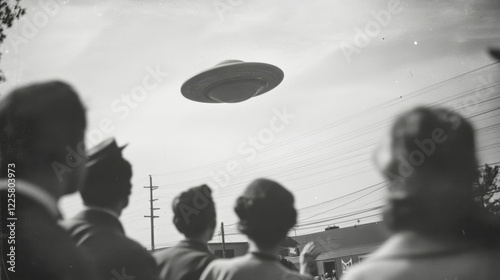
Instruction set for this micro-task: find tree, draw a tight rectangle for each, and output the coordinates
[0,0,26,83]
[474,164,500,215]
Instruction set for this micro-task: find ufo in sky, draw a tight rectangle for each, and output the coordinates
[181,60,284,103]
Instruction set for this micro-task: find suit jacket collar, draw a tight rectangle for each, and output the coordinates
[74,208,125,234]
[84,206,120,219]
[177,239,211,252]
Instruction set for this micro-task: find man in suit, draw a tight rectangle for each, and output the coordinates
[154,184,217,280]
[62,138,160,280]
[0,81,93,280]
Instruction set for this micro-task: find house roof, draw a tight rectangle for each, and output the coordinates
[289,222,390,261]
[155,223,390,259]
[208,242,249,246]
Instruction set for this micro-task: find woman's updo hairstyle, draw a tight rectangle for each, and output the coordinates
[172,184,216,238]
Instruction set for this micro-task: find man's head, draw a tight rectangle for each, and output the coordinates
[380,107,478,232]
[0,81,86,197]
[172,184,216,242]
[385,107,477,187]
[79,139,132,216]
[235,178,297,249]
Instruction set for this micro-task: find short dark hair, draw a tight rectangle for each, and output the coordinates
[0,81,86,178]
[80,155,133,208]
[172,185,216,238]
[235,178,297,248]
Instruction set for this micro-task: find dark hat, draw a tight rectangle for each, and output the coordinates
[181,60,284,103]
[490,48,500,61]
[82,138,132,202]
[86,138,127,168]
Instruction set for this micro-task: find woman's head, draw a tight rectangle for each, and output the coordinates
[235,178,297,248]
[172,184,216,239]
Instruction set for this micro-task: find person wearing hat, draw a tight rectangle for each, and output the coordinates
[154,184,218,280]
[200,178,319,280]
[344,107,500,280]
[0,81,95,280]
[62,138,159,280]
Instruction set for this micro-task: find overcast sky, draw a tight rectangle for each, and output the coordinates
[1,0,499,249]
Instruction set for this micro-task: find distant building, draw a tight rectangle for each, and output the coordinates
[286,222,389,278]
[207,237,297,259]
[155,222,388,278]
[207,242,248,258]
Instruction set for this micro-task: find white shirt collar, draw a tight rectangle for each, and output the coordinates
[0,178,60,219]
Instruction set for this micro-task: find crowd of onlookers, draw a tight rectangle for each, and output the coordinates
[1,80,500,280]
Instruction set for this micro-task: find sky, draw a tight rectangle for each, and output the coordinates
[1,0,499,249]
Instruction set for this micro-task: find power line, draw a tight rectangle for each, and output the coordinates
[150,62,500,178]
[151,85,496,199]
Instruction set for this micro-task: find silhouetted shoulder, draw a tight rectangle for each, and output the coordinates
[154,240,216,280]
[201,255,310,280]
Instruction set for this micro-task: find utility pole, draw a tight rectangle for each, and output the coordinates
[144,175,159,252]
[221,222,226,258]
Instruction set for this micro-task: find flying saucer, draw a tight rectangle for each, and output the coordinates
[181,60,284,103]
